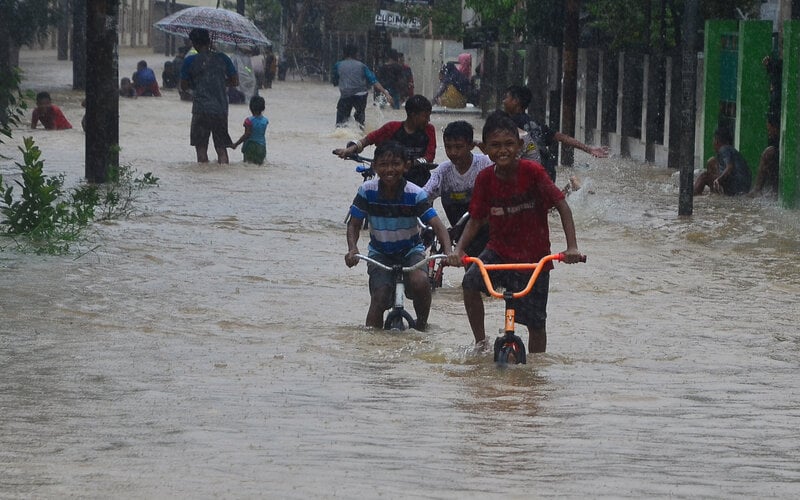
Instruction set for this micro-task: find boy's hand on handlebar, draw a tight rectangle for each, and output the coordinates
[345,249,360,268]
[561,248,584,264]
[333,147,355,159]
[448,249,465,267]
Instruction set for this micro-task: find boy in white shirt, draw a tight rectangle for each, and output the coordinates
[423,120,493,256]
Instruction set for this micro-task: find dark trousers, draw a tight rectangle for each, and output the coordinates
[336,94,368,128]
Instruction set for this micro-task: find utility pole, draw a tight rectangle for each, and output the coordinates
[678,0,698,216]
[85,0,120,183]
[560,0,579,166]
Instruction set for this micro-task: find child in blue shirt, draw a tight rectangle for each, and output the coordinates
[345,141,453,331]
[232,95,269,164]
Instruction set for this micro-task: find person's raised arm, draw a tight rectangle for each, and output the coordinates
[554,131,609,158]
[334,136,370,159]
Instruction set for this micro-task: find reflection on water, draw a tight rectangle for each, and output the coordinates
[2,48,800,498]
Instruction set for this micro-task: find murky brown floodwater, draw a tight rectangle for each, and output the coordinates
[2,48,799,499]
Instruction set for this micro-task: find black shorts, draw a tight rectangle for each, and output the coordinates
[367,251,425,308]
[462,248,550,329]
[190,113,232,149]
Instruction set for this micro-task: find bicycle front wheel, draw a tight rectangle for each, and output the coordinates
[494,335,527,365]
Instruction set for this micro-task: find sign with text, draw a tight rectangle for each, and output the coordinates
[375,10,422,30]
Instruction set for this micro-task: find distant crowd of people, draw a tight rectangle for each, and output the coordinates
[29,37,783,201]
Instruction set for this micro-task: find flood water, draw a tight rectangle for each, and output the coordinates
[2,48,800,498]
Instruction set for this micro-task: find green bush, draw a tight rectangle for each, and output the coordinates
[0,137,158,255]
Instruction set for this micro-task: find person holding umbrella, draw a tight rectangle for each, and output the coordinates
[179,28,239,164]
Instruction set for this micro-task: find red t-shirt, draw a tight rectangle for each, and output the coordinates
[469,159,565,267]
[365,121,436,163]
[32,105,73,130]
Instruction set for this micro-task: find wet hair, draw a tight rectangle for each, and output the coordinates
[714,126,733,146]
[374,140,408,163]
[443,120,474,143]
[505,85,532,110]
[482,110,519,143]
[343,44,359,58]
[405,94,432,115]
[35,91,51,103]
[189,28,211,46]
[249,95,266,114]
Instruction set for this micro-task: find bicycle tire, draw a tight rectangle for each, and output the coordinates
[494,335,527,365]
[384,308,415,331]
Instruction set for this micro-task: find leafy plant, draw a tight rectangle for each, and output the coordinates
[95,163,159,221]
[0,137,159,255]
[1,68,29,151]
[0,137,97,253]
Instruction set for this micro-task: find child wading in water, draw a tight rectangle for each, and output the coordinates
[232,95,269,165]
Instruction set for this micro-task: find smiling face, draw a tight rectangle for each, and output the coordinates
[374,152,409,193]
[482,129,522,173]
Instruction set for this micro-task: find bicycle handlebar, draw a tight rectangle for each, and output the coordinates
[462,253,587,299]
[356,253,448,272]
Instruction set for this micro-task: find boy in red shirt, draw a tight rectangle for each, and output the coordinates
[333,95,436,187]
[30,92,73,130]
[449,111,583,353]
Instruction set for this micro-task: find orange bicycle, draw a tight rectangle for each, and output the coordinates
[462,252,586,365]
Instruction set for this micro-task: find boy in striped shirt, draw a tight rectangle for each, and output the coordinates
[345,141,452,330]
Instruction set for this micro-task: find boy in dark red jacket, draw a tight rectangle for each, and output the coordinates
[334,95,435,187]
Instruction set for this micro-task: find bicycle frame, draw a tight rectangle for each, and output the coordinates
[356,253,447,331]
[426,211,470,290]
[462,253,586,364]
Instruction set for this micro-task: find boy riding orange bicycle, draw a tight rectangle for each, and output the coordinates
[448,111,583,353]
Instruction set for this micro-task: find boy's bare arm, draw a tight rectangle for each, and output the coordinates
[553,199,582,263]
[345,217,362,267]
[554,131,609,158]
[450,218,484,265]
[427,216,452,256]
[334,138,370,159]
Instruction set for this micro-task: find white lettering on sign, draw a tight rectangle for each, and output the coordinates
[374,10,422,30]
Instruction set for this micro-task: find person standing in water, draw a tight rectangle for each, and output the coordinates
[331,43,393,129]
[232,95,269,165]
[179,28,239,164]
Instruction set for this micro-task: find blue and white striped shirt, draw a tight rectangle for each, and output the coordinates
[349,179,438,257]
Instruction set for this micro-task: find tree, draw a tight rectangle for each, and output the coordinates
[84,0,119,183]
[0,0,56,70]
[244,0,283,43]
[585,0,760,52]
[397,0,464,39]
[464,0,526,42]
